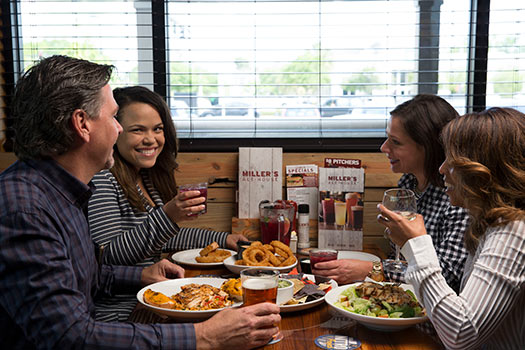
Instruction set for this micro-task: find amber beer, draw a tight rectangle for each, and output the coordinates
[240,268,283,344]
[242,278,277,306]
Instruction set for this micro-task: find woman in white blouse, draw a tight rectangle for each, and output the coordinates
[377,107,525,350]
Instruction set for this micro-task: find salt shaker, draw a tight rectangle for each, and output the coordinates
[297,204,310,249]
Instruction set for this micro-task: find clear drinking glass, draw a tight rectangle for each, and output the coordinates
[382,188,417,274]
[309,249,338,269]
[240,268,283,344]
[178,182,208,216]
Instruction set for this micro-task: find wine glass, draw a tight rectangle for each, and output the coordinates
[382,188,417,275]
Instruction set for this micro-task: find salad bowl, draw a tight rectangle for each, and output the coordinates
[325,282,428,332]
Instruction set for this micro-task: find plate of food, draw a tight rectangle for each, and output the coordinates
[171,242,235,267]
[278,272,338,313]
[325,281,428,332]
[137,277,242,320]
[223,240,297,275]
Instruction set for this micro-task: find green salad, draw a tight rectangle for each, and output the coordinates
[334,282,425,318]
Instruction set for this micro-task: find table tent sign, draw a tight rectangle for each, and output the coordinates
[238,147,283,219]
[318,158,365,251]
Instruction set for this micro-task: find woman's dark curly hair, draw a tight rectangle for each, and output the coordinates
[440,107,525,252]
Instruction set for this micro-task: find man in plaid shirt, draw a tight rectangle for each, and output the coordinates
[0,55,280,350]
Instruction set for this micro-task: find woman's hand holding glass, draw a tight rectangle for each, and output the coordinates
[377,204,427,247]
[379,189,417,274]
[311,258,374,285]
[162,190,206,223]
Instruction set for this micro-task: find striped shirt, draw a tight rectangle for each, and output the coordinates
[0,159,196,349]
[385,174,470,293]
[88,169,229,321]
[402,220,525,350]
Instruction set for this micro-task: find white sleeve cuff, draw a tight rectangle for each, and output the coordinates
[401,235,440,269]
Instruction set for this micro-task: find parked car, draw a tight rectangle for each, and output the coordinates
[320,98,354,117]
[281,104,320,118]
[199,102,259,118]
[170,99,191,119]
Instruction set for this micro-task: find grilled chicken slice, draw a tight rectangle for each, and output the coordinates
[355,282,416,307]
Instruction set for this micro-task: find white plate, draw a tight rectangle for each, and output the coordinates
[171,248,236,267]
[136,277,241,319]
[336,251,380,262]
[325,282,428,332]
[279,274,338,313]
[223,254,297,275]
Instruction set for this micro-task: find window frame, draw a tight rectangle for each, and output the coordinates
[1,0,491,152]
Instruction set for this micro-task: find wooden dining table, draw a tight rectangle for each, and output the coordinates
[140,244,445,350]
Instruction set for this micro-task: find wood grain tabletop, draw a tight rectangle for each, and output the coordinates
[144,245,444,350]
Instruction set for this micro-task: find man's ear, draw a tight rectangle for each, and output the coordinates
[71,109,91,142]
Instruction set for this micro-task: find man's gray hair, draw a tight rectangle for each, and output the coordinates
[11,55,114,160]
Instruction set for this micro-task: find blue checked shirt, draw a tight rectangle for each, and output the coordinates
[0,159,196,349]
[384,174,469,293]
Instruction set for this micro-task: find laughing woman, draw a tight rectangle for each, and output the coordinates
[378,107,525,349]
[313,95,469,294]
[88,86,246,321]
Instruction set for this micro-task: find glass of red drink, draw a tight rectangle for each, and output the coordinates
[178,182,208,216]
[309,249,338,268]
[240,268,283,344]
[259,200,294,245]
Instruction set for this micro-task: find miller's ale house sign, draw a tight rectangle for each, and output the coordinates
[238,147,283,218]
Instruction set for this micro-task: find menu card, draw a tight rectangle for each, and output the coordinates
[286,164,318,221]
[238,147,283,218]
[318,165,365,250]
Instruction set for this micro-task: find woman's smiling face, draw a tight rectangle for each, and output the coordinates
[116,102,165,171]
[380,115,426,176]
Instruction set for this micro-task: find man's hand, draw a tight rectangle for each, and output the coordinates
[312,259,372,285]
[141,259,185,286]
[225,233,248,250]
[194,303,281,350]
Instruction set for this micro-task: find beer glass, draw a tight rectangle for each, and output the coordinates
[382,188,417,274]
[334,201,346,229]
[240,268,283,344]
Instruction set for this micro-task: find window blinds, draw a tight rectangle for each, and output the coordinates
[2,0,524,149]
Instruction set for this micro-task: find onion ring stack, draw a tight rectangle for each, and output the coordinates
[235,240,296,267]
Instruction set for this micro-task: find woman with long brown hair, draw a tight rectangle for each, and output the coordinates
[314,95,469,294]
[378,107,525,349]
[88,86,246,321]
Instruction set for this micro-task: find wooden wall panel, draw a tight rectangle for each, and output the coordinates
[0,152,16,172]
[0,151,399,254]
[175,152,399,254]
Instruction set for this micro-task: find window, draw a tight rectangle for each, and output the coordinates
[2,0,524,151]
[12,0,151,87]
[165,0,472,139]
[487,0,525,112]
